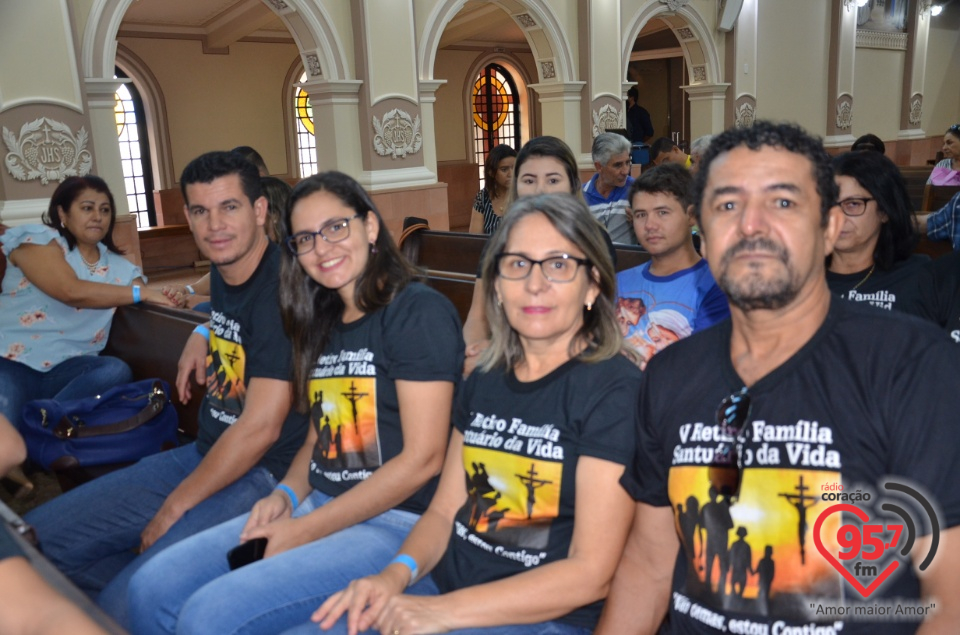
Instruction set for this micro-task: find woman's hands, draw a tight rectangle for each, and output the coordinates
[312,566,454,635]
[141,285,180,307]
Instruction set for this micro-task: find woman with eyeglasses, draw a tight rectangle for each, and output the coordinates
[927,124,960,186]
[826,152,935,319]
[126,172,464,635]
[289,193,642,635]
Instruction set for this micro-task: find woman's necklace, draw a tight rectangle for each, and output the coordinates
[852,263,875,290]
[80,250,101,274]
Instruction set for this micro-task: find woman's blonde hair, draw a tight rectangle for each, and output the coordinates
[478,193,637,371]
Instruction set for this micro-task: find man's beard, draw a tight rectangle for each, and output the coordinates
[718,237,799,312]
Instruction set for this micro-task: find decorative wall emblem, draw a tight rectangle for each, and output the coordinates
[592,105,623,138]
[692,65,707,82]
[836,99,853,130]
[305,53,322,77]
[676,27,695,40]
[516,13,537,28]
[856,30,907,50]
[908,95,923,127]
[3,118,92,184]
[540,61,556,79]
[264,0,289,10]
[659,0,691,12]
[735,100,755,128]
[372,109,422,159]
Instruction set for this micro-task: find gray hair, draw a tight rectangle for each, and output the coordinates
[478,193,639,371]
[690,134,715,160]
[591,132,632,166]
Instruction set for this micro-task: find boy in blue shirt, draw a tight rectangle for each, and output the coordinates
[616,163,729,367]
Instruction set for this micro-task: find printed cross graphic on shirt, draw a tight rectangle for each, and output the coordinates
[307,377,381,471]
[206,334,246,415]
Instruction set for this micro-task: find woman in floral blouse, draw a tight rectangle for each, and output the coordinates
[0,175,174,491]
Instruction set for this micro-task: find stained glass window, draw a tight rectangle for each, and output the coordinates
[295,72,318,177]
[472,63,521,189]
[114,69,155,228]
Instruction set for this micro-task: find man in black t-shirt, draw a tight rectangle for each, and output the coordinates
[26,152,308,627]
[627,87,654,144]
[596,122,960,635]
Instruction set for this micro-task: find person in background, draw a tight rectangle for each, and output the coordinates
[462,136,588,377]
[688,134,714,174]
[626,86,654,144]
[850,133,886,154]
[616,163,728,368]
[649,137,692,169]
[583,132,637,245]
[469,144,517,235]
[827,151,935,319]
[0,175,174,496]
[231,145,269,177]
[927,124,960,185]
[917,190,960,251]
[295,193,642,635]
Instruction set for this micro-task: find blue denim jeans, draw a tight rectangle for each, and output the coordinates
[0,354,132,427]
[23,443,276,628]
[127,490,421,635]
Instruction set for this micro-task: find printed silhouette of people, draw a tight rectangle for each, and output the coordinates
[333,424,343,466]
[515,463,553,520]
[319,420,332,460]
[468,462,496,528]
[699,486,733,595]
[677,495,701,572]
[756,545,776,616]
[486,499,511,533]
[728,526,754,597]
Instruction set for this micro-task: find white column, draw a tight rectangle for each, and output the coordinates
[682,83,730,140]
[301,79,364,176]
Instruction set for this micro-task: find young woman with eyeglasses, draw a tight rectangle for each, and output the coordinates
[126,172,464,635]
[927,124,960,186]
[826,151,936,319]
[290,194,642,635]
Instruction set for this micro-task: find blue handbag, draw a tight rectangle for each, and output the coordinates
[20,378,179,471]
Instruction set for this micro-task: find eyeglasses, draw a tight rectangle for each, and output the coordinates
[286,214,361,255]
[837,197,874,217]
[496,253,591,283]
[707,387,752,503]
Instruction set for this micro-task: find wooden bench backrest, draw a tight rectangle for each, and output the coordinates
[922,184,960,213]
[900,166,933,214]
[103,304,207,438]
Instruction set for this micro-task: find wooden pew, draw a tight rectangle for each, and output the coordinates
[900,166,933,213]
[398,221,652,322]
[921,184,960,213]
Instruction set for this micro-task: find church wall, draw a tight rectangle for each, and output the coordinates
[923,3,960,137]
[852,47,905,142]
[755,0,831,134]
[117,37,299,179]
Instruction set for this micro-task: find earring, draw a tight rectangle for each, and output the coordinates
[497,297,502,308]
[369,242,378,254]
[586,301,593,312]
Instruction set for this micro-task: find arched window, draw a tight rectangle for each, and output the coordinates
[114,69,155,228]
[294,71,318,177]
[472,63,521,189]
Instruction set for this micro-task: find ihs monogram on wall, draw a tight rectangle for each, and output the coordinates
[3,118,93,184]
[372,109,423,159]
[592,105,623,138]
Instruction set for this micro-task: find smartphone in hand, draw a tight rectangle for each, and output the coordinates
[227,537,268,570]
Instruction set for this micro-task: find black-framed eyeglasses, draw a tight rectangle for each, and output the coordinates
[707,387,752,504]
[496,253,592,283]
[286,214,362,255]
[837,197,874,217]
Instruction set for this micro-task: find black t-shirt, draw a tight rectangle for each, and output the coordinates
[196,242,308,479]
[927,251,960,343]
[826,254,935,321]
[623,299,960,635]
[0,525,25,561]
[306,282,464,514]
[433,354,642,630]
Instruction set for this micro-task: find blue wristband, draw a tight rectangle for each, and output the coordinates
[132,285,141,303]
[193,324,210,340]
[185,284,196,295]
[390,554,418,586]
[275,484,299,509]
